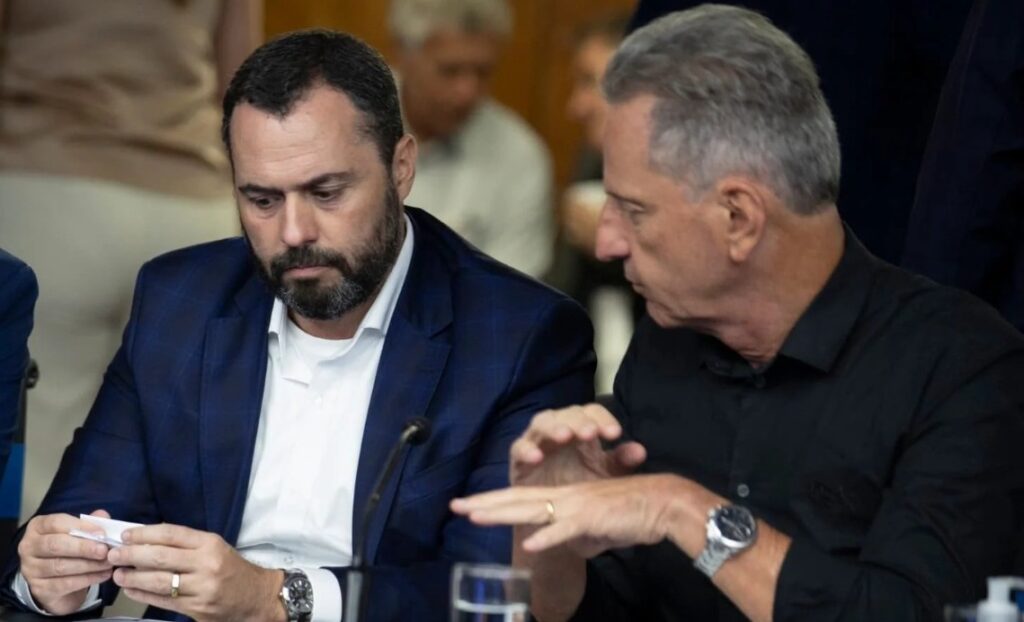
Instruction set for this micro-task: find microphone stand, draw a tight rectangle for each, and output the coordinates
[345,418,431,622]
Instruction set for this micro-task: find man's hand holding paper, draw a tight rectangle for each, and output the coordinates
[18,509,115,615]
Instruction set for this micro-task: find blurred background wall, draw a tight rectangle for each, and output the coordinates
[265,0,637,195]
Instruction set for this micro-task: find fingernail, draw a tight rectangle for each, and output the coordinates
[108,549,122,563]
[121,530,133,543]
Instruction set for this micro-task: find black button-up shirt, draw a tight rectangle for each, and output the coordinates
[572,232,1024,621]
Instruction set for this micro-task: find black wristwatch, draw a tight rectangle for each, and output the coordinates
[279,568,313,622]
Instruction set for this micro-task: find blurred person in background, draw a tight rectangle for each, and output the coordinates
[0,0,262,520]
[390,0,555,278]
[548,12,638,392]
[560,13,629,265]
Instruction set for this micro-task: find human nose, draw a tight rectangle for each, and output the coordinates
[280,197,318,248]
[594,204,630,262]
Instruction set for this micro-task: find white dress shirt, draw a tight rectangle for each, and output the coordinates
[13,215,415,620]
[406,98,554,278]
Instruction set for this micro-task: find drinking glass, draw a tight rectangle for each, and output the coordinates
[450,563,531,622]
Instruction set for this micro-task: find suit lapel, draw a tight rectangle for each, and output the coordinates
[199,274,273,543]
[354,210,453,562]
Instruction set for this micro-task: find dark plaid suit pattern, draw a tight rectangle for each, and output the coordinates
[0,207,595,621]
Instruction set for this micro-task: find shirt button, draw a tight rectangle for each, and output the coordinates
[736,483,750,498]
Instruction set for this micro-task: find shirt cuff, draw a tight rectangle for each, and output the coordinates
[305,567,341,622]
[774,536,855,621]
[11,570,103,615]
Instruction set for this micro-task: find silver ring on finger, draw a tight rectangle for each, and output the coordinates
[170,572,181,599]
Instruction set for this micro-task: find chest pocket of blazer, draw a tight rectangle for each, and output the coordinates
[790,445,884,555]
[396,447,477,507]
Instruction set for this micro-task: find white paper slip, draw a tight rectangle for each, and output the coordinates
[68,529,123,548]
[68,514,144,547]
[79,614,165,618]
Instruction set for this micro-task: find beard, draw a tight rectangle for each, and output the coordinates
[252,183,404,321]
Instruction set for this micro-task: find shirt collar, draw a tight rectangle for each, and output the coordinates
[698,225,878,375]
[775,225,878,372]
[268,212,416,360]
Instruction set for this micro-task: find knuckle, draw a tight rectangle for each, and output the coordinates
[26,515,42,533]
[52,557,66,576]
[152,549,167,568]
[208,556,225,576]
[17,537,31,559]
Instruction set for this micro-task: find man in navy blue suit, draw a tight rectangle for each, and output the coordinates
[0,31,594,621]
[0,249,37,479]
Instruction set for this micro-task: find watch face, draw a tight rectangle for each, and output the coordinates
[286,576,314,614]
[715,505,756,545]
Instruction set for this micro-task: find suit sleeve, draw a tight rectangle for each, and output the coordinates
[324,297,596,621]
[0,259,37,478]
[902,0,1024,330]
[0,264,160,612]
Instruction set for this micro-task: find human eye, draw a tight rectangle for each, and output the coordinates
[246,193,278,210]
[311,186,344,203]
[613,199,644,225]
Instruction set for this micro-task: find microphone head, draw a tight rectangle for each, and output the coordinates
[404,417,432,445]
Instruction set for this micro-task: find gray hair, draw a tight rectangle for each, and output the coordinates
[390,0,513,49]
[603,4,840,214]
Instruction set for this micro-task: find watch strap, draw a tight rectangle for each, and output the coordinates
[694,540,732,577]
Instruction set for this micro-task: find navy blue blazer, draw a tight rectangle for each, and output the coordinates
[0,250,37,479]
[0,208,595,620]
[903,0,1024,332]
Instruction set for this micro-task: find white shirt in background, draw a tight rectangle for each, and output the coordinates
[406,99,554,278]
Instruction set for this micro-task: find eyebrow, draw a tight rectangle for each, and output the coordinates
[237,171,359,195]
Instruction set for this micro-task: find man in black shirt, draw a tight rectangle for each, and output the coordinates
[451,5,1024,621]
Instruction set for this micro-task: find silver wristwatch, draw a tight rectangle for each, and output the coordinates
[693,504,758,578]
[279,568,313,622]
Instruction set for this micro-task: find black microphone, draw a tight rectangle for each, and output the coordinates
[345,417,432,622]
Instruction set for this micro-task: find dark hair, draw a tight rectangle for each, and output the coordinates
[221,29,405,166]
